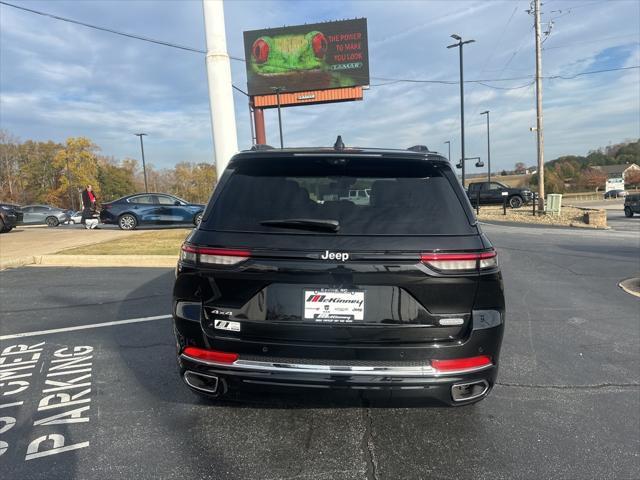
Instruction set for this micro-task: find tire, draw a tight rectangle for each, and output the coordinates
[118,213,138,230]
[45,216,60,227]
[624,207,634,218]
[194,212,203,227]
[509,196,523,209]
[0,218,6,233]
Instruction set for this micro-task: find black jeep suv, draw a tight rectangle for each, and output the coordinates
[173,142,505,405]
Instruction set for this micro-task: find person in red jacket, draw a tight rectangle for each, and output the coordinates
[81,185,98,229]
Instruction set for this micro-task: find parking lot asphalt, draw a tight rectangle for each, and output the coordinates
[1,224,638,479]
[607,210,640,233]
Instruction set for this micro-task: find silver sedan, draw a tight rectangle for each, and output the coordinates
[21,205,71,227]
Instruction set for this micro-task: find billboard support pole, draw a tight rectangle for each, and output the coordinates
[248,102,256,146]
[203,0,238,176]
[271,87,285,148]
[253,104,266,145]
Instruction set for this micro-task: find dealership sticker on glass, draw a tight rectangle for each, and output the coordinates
[304,289,365,323]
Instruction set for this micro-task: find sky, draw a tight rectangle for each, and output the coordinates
[0,0,639,174]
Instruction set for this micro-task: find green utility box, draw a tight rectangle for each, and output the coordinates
[546,194,562,215]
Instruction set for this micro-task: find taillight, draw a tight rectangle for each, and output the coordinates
[432,355,492,373]
[420,250,497,272]
[180,244,250,265]
[182,346,238,364]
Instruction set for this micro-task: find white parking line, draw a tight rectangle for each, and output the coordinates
[0,314,172,341]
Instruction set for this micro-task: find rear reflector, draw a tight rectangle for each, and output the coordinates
[181,244,250,265]
[421,250,497,271]
[182,346,238,364]
[432,355,492,373]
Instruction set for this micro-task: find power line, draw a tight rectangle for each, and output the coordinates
[0,1,208,54]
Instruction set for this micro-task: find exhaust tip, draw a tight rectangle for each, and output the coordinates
[451,379,489,402]
[184,370,219,394]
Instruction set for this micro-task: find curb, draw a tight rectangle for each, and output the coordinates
[0,256,37,270]
[479,220,609,231]
[619,278,640,298]
[29,255,178,268]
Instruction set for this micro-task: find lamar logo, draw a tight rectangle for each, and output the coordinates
[320,250,349,261]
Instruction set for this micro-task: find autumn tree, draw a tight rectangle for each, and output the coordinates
[97,160,136,202]
[18,140,63,204]
[0,130,20,201]
[172,162,217,203]
[514,162,527,174]
[580,169,607,192]
[530,168,565,194]
[625,169,640,188]
[51,137,100,208]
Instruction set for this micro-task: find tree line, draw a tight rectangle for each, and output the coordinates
[529,139,640,193]
[0,131,217,209]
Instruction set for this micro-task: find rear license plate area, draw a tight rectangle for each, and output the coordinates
[303,288,365,323]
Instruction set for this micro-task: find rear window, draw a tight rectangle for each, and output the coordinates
[203,157,474,235]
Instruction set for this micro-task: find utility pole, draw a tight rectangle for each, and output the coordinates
[134,133,148,193]
[271,86,285,148]
[444,140,451,162]
[480,110,491,183]
[447,34,475,187]
[203,0,238,176]
[65,157,75,210]
[533,0,545,212]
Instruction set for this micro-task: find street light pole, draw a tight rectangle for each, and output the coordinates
[271,86,285,148]
[444,140,451,162]
[447,34,475,187]
[134,133,148,193]
[480,110,491,183]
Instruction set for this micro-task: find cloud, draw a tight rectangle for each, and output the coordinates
[0,0,638,173]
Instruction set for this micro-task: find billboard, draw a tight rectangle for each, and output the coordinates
[243,18,369,96]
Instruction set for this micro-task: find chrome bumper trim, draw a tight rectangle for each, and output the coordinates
[180,354,493,377]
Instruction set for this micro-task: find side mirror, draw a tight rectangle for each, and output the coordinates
[455,163,462,169]
[174,201,181,206]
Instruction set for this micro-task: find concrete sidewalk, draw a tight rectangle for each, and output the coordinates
[0,225,145,269]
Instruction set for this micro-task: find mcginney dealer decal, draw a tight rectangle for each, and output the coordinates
[304,289,365,322]
[0,343,94,461]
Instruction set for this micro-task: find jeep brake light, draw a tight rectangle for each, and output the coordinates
[182,346,238,364]
[181,244,250,265]
[432,355,492,372]
[420,250,497,271]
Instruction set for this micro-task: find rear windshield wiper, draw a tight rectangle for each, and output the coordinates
[259,218,340,232]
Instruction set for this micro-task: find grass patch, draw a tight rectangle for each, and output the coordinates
[58,229,191,255]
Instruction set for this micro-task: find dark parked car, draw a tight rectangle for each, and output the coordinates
[0,203,22,233]
[100,193,205,230]
[21,205,70,227]
[604,189,627,199]
[467,181,533,208]
[624,193,640,217]
[173,141,505,406]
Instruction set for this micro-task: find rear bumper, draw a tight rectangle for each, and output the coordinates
[173,303,504,405]
[99,211,117,224]
[178,352,497,405]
